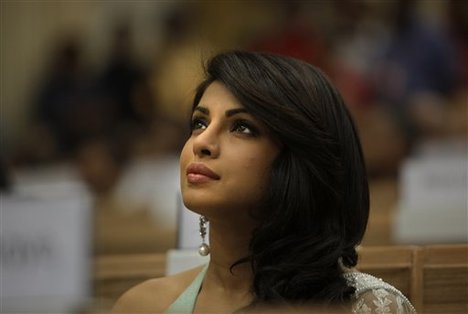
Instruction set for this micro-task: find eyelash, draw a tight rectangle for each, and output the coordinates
[190,117,259,137]
[190,117,207,132]
[231,120,258,136]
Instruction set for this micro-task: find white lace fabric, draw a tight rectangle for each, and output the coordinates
[344,272,417,314]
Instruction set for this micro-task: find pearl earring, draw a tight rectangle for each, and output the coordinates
[198,215,210,256]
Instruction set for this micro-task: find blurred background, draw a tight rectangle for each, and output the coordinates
[1,0,467,311]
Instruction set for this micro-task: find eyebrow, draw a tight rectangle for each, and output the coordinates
[193,106,249,117]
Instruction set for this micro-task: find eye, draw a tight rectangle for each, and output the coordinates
[231,120,258,136]
[191,117,208,133]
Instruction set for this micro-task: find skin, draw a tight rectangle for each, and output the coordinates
[113,81,281,313]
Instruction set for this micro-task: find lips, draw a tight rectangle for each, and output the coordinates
[186,163,220,184]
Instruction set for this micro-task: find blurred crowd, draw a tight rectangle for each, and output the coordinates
[2,0,467,254]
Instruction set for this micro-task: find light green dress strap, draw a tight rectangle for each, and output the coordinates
[165,264,208,313]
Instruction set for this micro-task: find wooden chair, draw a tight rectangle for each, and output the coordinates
[93,248,421,308]
[421,244,468,314]
[92,244,468,313]
[356,245,422,310]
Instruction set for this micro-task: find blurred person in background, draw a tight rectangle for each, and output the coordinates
[326,0,465,176]
[327,0,407,177]
[75,134,176,254]
[373,0,459,149]
[448,0,468,88]
[95,23,152,133]
[0,155,12,194]
[31,36,96,162]
[71,19,185,252]
[94,21,186,158]
[76,135,131,201]
[444,0,468,138]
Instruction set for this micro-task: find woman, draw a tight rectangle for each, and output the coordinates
[113,51,416,313]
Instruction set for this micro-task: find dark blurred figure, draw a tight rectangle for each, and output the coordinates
[446,0,468,138]
[448,0,468,88]
[31,24,155,165]
[75,135,176,254]
[374,0,458,148]
[96,23,153,131]
[327,0,407,177]
[34,37,95,160]
[76,135,130,198]
[0,155,12,193]
[444,0,468,138]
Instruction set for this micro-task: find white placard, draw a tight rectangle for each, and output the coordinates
[399,156,467,212]
[1,194,92,312]
[394,139,468,243]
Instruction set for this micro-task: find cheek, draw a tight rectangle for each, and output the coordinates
[242,148,277,173]
[249,148,278,188]
[241,156,266,174]
[179,140,192,174]
[180,139,192,160]
[238,167,271,208]
[238,154,274,191]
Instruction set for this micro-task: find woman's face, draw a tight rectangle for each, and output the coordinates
[180,82,280,220]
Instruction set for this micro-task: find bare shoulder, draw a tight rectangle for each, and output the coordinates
[112,265,205,313]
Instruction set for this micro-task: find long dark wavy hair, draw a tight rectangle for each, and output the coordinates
[192,51,369,308]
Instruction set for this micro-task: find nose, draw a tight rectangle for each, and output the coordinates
[192,125,220,158]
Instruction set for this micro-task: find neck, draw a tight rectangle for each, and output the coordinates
[204,218,254,292]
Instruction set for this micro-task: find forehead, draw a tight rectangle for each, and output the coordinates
[196,81,244,111]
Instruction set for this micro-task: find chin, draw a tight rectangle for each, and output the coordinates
[182,201,204,215]
[181,193,227,216]
[181,193,210,214]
